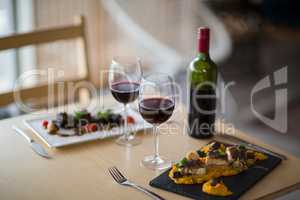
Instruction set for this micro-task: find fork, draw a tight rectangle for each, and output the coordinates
[108,167,166,200]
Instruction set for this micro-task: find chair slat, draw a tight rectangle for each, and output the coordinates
[0,25,84,50]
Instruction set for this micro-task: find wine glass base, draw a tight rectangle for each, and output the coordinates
[141,155,172,170]
[115,135,141,147]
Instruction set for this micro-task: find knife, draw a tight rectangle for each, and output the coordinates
[12,126,51,159]
[217,134,287,160]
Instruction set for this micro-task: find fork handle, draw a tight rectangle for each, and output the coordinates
[129,184,166,200]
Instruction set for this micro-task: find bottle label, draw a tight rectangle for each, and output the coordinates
[188,84,216,138]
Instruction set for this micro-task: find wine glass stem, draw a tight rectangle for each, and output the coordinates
[124,104,129,140]
[154,125,159,159]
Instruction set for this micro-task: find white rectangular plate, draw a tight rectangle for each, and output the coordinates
[24,109,152,148]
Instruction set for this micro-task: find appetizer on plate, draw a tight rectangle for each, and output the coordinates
[41,109,135,136]
[169,141,268,196]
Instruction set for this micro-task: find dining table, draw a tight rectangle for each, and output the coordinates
[0,96,300,200]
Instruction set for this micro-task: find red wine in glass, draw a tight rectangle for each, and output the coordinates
[139,73,175,170]
[110,81,140,104]
[139,97,175,125]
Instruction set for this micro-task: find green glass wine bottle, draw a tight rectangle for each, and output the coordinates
[187,27,217,139]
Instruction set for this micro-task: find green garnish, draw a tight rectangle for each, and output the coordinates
[74,110,89,120]
[179,157,188,166]
[197,150,207,157]
[218,151,226,156]
[97,109,112,120]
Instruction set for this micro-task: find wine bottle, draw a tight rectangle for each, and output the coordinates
[187,27,217,138]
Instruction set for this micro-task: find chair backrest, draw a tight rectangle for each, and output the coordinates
[0,15,90,108]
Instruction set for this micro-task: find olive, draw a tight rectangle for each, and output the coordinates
[210,142,221,150]
[210,178,220,187]
[173,172,183,178]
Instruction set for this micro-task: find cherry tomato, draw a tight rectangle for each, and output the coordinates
[42,120,48,129]
[127,116,135,124]
[88,123,98,132]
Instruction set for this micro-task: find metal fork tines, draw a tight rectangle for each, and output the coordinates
[108,167,165,200]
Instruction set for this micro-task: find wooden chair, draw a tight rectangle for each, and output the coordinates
[0,15,90,108]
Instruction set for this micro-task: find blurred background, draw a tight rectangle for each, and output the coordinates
[0,0,300,160]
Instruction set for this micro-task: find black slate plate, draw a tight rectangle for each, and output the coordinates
[149,152,282,200]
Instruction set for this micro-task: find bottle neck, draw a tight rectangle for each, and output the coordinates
[198,38,209,54]
[197,51,210,60]
[197,27,210,57]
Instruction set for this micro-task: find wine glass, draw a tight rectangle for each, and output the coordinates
[109,57,142,146]
[139,73,175,170]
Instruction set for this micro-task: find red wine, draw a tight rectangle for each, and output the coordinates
[111,81,140,104]
[188,27,217,139]
[139,97,174,124]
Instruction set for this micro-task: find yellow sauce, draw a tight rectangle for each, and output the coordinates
[202,180,233,196]
[255,152,268,161]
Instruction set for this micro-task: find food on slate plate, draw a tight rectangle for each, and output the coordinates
[202,178,233,197]
[42,109,135,136]
[169,141,268,196]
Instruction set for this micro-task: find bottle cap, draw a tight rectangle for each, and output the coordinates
[198,27,210,39]
[198,27,210,53]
